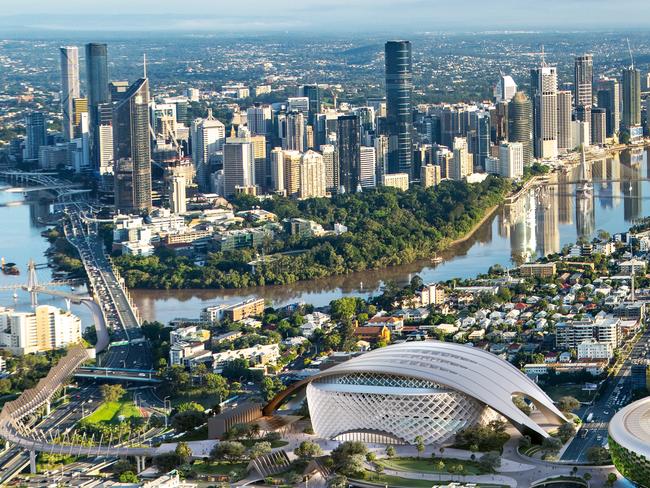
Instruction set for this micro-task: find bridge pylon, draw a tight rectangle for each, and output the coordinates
[27,259,38,308]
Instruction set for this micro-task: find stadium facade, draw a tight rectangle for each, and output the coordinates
[609,396,650,486]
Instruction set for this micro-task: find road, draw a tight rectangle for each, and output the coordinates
[561,324,650,463]
[63,204,152,371]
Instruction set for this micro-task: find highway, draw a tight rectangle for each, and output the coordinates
[63,204,152,371]
[561,324,650,463]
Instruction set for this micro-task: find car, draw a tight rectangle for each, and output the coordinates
[138,373,146,377]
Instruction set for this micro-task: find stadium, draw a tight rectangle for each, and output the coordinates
[266,341,566,445]
[608,396,650,486]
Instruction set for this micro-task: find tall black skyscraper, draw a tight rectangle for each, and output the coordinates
[337,114,361,193]
[301,85,321,124]
[113,78,152,214]
[85,43,110,170]
[385,40,413,177]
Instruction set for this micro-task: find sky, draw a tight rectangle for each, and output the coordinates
[3,0,650,33]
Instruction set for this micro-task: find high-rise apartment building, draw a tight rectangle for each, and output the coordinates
[498,142,524,179]
[557,90,573,152]
[337,114,361,193]
[247,104,272,135]
[299,150,327,199]
[23,112,47,161]
[591,108,607,146]
[385,40,413,177]
[284,111,305,152]
[495,75,517,102]
[622,67,641,133]
[113,78,152,214]
[450,137,472,180]
[596,77,620,138]
[85,43,110,169]
[59,46,80,141]
[531,65,558,159]
[283,150,302,197]
[321,144,338,193]
[270,147,285,194]
[191,110,225,192]
[359,146,377,188]
[508,91,533,165]
[574,54,593,109]
[420,164,441,188]
[223,137,255,196]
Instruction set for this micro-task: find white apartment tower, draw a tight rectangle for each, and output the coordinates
[191,109,226,191]
[299,150,327,199]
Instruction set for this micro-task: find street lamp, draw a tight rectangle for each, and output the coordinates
[163,396,171,429]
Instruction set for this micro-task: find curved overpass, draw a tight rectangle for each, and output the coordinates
[265,341,567,441]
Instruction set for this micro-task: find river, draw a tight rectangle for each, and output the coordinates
[1,148,649,325]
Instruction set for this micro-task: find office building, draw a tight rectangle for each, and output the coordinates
[0,305,82,355]
[508,91,533,165]
[299,150,327,199]
[450,137,472,180]
[420,164,441,188]
[574,54,593,109]
[475,111,491,171]
[557,90,573,152]
[97,104,114,175]
[495,75,517,102]
[531,65,558,159]
[498,142,524,179]
[359,146,377,188]
[109,81,130,102]
[247,104,272,135]
[374,134,389,182]
[321,144,338,193]
[284,111,305,152]
[596,77,621,138]
[385,40,413,177]
[270,147,285,193]
[85,43,110,169]
[72,98,88,137]
[59,46,80,141]
[301,85,321,123]
[170,175,187,214]
[223,137,255,196]
[23,112,47,161]
[337,114,361,193]
[283,150,302,197]
[288,97,310,114]
[191,110,225,192]
[113,78,152,214]
[622,67,642,137]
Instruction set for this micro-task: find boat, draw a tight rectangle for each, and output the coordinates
[1,258,19,275]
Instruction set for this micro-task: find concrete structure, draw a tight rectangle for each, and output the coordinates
[359,146,377,188]
[557,90,573,152]
[385,40,413,177]
[59,46,80,142]
[266,341,566,445]
[609,396,650,486]
[299,150,326,199]
[223,137,255,196]
[382,173,409,191]
[498,141,523,179]
[420,164,441,189]
[508,91,533,165]
[191,110,225,192]
[531,65,558,159]
[577,339,613,360]
[450,137,472,180]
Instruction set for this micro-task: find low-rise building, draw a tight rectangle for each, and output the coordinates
[212,344,280,372]
[519,262,557,278]
[224,298,265,322]
[577,339,613,360]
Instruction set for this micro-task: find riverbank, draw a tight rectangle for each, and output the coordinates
[116,177,512,291]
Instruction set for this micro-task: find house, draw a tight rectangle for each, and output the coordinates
[368,316,404,331]
[353,325,391,343]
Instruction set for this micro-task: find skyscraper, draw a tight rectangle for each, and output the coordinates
[191,110,225,192]
[23,112,47,161]
[531,65,558,159]
[270,147,285,194]
[284,111,305,152]
[450,137,472,181]
[85,43,110,170]
[557,90,573,152]
[113,78,152,214]
[622,67,641,133]
[385,40,413,177]
[247,104,272,135]
[170,175,187,214]
[596,77,620,138]
[299,150,326,199]
[223,137,255,196]
[301,85,321,124]
[474,111,491,171]
[591,108,607,146]
[508,91,533,165]
[321,144,338,193]
[59,46,80,142]
[495,75,517,102]
[359,146,377,188]
[337,114,361,193]
[574,54,593,109]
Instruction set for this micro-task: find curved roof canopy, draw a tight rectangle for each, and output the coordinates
[266,341,567,439]
[609,396,650,457]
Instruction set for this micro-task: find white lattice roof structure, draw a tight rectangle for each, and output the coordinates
[268,341,566,444]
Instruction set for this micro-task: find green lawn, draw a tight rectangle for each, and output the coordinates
[192,461,248,481]
[378,456,489,476]
[362,471,507,488]
[84,397,141,424]
[542,384,595,403]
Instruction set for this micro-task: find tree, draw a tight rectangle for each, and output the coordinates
[385,446,396,458]
[414,435,425,458]
[558,396,580,413]
[176,402,204,414]
[205,373,230,399]
[249,441,272,459]
[328,475,348,488]
[436,460,446,472]
[513,396,532,416]
[261,376,284,402]
[331,441,367,477]
[479,452,501,472]
[175,442,193,464]
[118,471,138,483]
[100,384,125,403]
[558,422,576,442]
[606,473,617,486]
[587,446,611,464]
[154,453,182,472]
[0,378,11,395]
[171,410,206,433]
[210,441,246,462]
[294,440,323,460]
[519,435,532,450]
[542,437,562,453]
[329,297,358,322]
[583,472,592,481]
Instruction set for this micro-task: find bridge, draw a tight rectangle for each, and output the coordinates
[0,171,90,201]
[75,366,161,383]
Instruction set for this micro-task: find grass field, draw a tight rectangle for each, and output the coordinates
[378,456,489,476]
[542,384,595,403]
[84,396,141,424]
[361,471,507,488]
